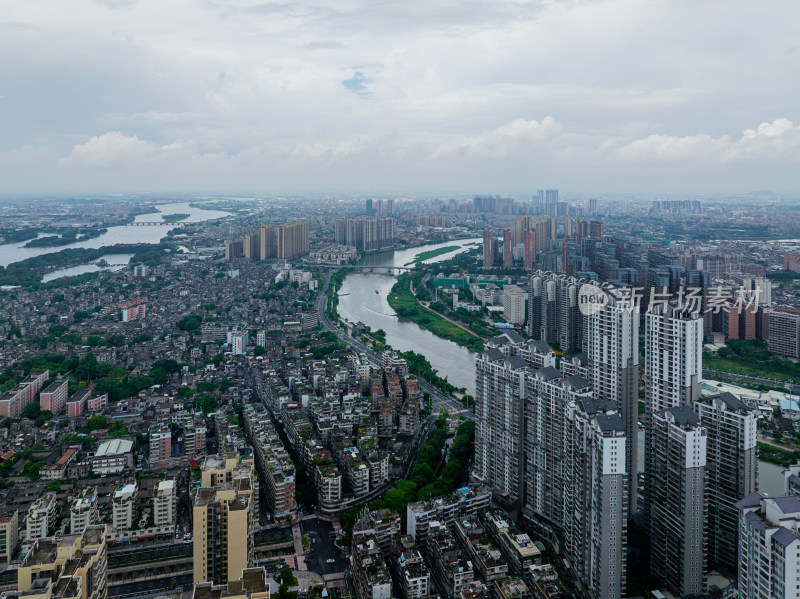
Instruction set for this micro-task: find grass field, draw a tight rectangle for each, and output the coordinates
[388,273,484,352]
[704,356,800,385]
[404,245,460,266]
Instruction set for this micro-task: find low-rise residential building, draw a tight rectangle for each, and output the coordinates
[26,492,57,548]
[0,510,19,562]
[39,379,69,415]
[70,487,98,536]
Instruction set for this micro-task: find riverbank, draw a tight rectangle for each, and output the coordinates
[387,271,484,353]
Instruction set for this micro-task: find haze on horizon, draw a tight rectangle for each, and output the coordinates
[1,0,799,196]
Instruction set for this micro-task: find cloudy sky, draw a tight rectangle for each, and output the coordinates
[1,0,799,195]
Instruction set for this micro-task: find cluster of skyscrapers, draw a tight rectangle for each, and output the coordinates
[474,274,764,598]
[483,214,603,271]
[225,220,309,261]
[335,216,396,252]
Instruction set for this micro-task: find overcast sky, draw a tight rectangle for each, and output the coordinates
[1,0,799,196]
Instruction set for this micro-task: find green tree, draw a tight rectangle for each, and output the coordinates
[86,415,109,431]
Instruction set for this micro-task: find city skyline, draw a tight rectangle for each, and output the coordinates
[1,0,799,194]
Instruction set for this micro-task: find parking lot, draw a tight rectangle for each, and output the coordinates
[300,518,347,576]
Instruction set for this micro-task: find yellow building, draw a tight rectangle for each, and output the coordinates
[17,525,107,599]
[277,220,309,259]
[259,225,276,259]
[194,454,257,585]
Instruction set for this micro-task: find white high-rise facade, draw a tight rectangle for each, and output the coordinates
[737,493,800,599]
[694,393,758,571]
[644,301,707,596]
[584,286,639,513]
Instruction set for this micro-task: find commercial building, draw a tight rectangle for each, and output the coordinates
[736,493,800,599]
[91,439,134,474]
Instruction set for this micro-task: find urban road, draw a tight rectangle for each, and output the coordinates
[317,269,475,421]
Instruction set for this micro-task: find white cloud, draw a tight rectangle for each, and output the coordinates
[0,0,798,192]
[59,131,168,167]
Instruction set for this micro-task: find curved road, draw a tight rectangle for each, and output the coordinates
[317,269,474,420]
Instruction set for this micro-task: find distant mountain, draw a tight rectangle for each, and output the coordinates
[746,189,780,197]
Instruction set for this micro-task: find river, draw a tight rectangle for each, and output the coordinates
[337,239,481,396]
[0,201,230,268]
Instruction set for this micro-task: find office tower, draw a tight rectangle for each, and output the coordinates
[482,229,494,268]
[588,198,598,215]
[243,232,260,261]
[193,454,256,585]
[503,229,512,268]
[17,525,108,599]
[225,239,243,262]
[365,199,374,216]
[694,393,757,571]
[259,224,275,259]
[535,189,544,204]
[523,230,536,270]
[648,407,707,597]
[545,189,558,215]
[277,220,309,259]
[584,286,639,513]
[385,198,394,215]
[564,399,628,599]
[737,493,800,599]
